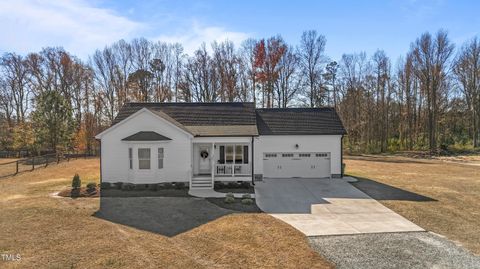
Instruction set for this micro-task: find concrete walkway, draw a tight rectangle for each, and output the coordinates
[254,178,423,236]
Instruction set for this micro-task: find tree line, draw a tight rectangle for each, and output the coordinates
[0,30,479,154]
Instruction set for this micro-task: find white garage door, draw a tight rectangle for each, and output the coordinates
[263,152,331,178]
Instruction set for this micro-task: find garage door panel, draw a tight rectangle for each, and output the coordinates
[263,152,330,178]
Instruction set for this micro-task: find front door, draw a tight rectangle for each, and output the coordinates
[198,145,211,175]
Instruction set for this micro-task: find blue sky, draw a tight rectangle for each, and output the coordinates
[1,0,479,62]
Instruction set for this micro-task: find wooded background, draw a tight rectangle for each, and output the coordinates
[1,30,479,155]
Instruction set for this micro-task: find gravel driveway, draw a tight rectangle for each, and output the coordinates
[309,232,480,269]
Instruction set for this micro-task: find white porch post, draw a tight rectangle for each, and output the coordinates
[232,144,235,177]
[211,142,215,186]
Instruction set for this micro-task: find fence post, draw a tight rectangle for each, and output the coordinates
[46,155,49,167]
[57,153,60,164]
[16,160,19,174]
[32,156,35,171]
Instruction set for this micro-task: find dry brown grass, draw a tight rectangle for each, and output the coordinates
[345,155,480,255]
[0,158,19,164]
[0,158,332,269]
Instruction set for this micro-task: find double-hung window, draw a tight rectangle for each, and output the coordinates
[158,148,164,169]
[138,148,151,169]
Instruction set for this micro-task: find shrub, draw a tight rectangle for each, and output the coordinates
[225,192,234,198]
[71,188,80,198]
[148,184,158,191]
[162,182,173,189]
[71,174,81,189]
[224,196,235,204]
[86,182,97,192]
[240,181,251,189]
[241,193,251,199]
[214,181,225,189]
[114,182,123,189]
[175,182,185,189]
[100,182,111,189]
[227,182,238,188]
[121,183,134,191]
[134,184,147,190]
[241,198,254,205]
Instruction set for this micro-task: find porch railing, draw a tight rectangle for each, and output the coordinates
[215,164,250,176]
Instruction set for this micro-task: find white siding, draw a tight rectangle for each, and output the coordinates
[100,110,192,183]
[254,135,342,176]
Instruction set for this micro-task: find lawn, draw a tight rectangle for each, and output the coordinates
[345,154,480,255]
[0,159,332,268]
[0,158,19,164]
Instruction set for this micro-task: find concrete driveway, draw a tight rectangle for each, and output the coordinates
[254,178,424,236]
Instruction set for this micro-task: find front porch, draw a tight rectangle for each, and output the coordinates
[191,139,252,189]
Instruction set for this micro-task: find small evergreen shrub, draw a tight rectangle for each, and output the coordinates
[241,193,251,199]
[225,192,234,198]
[71,174,81,189]
[114,182,123,189]
[148,184,158,191]
[134,184,147,190]
[224,196,235,204]
[100,182,111,189]
[163,182,173,189]
[175,182,185,189]
[227,182,238,188]
[86,182,97,192]
[121,183,134,191]
[241,198,254,205]
[214,181,225,189]
[240,181,251,189]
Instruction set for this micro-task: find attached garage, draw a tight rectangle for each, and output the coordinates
[263,152,331,178]
[254,108,346,179]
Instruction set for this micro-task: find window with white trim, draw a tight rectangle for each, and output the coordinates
[138,148,151,169]
[128,148,132,169]
[299,153,311,157]
[158,148,164,169]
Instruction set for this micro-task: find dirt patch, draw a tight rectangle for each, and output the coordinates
[345,154,480,255]
[1,194,27,202]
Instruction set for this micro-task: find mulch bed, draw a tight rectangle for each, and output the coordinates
[58,187,100,198]
[101,188,190,197]
[207,198,262,213]
[214,187,255,194]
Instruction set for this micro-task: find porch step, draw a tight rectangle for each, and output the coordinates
[191,176,213,190]
[192,179,211,183]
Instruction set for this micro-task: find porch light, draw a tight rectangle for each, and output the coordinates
[295,144,299,149]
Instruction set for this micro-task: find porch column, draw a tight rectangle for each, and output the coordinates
[211,142,215,185]
[232,144,235,177]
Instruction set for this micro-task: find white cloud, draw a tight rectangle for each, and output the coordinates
[156,21,251,55]
[0,0,143,59]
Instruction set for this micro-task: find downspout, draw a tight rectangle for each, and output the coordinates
[341,135,344,178]
[251,136,255,186]
[99,139,102,184]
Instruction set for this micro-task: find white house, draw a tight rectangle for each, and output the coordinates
[95,102,346,190]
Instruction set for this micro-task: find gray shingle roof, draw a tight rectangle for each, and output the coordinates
[122,131,172,141]
[256,108,346,135]
[110,103,346,137]
[113,102,256,126]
